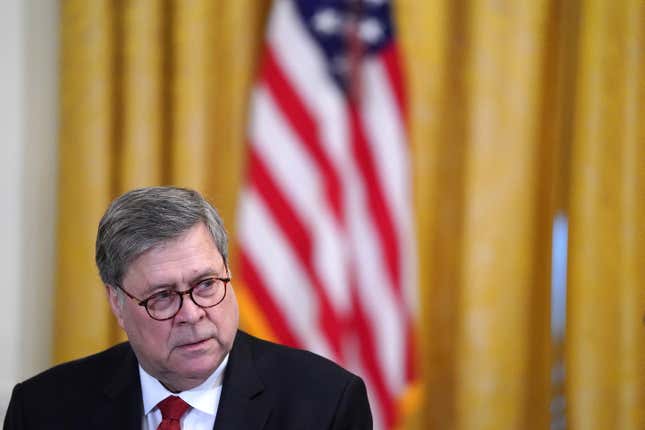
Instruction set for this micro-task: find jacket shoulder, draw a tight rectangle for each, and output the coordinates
[4,343,137,430]
[230,331,372,429]
[20,342,133,392]
[239,331,355,382]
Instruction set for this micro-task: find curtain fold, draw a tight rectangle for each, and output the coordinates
[119,0,164,190]
[397,1,461,427]
[55,0,116,362]
[566,0,645,428]
[54,0,268,362]
[169,0,214,188]
[456,1,552,427]
[398,0,555,428]
[54,1,644,429]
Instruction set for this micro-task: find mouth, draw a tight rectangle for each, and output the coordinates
[177,338,212,351]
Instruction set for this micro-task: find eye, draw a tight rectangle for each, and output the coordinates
[194,278,217,296]
[198,278,215,289]
[151,290,175,300]
[146,290,177,310]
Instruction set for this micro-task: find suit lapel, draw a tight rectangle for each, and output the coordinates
[91,343,143,430]
[214,331,271,430]
[83,335,269,430]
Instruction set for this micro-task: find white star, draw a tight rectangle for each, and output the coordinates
[312,8,343,36]
[359,18,383,44]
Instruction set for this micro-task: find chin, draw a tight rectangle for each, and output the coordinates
[177,361,219,383]
[176,352,220,376]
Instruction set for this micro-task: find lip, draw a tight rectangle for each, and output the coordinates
[177,338,211,351]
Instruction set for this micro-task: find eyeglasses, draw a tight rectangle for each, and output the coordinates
[115,276,230,321]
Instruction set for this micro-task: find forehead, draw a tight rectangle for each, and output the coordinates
[123,223,224,287]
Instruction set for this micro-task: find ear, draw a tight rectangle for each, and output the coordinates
[106,285,126,329]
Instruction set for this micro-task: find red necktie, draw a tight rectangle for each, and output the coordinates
[156,395,191,430]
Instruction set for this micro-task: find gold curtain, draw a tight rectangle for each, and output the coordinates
[55,0,272,358]
[55,0,644,429]
[566,0,645,428]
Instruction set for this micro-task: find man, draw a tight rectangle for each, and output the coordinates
[4,186,372,429]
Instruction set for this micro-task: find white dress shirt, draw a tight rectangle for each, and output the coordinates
[139,354,228,430]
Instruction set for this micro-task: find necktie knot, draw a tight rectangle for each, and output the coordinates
[157,395,190,429]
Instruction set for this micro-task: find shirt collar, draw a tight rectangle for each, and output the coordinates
[139,354,229,416]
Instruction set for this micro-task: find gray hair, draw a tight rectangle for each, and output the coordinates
[96,186,228,287]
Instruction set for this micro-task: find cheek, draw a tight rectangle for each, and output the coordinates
[124,308,170,347]
[213,297,239,341]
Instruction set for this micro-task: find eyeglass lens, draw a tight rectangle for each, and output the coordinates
[145,278,227,320]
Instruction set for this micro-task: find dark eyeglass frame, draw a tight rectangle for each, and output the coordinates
[114,276,231,321]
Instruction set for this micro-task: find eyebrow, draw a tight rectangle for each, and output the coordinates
[142,268,227,296]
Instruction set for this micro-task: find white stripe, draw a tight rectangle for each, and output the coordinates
[360,58,409,261]
[344,162,407,394]
[238,189,333,359]
[240,4,416,429]
[249,86,351,315]
[270,0,416,324]
[270,0,409,394]
[268,0,351,190]
[361,57,418,316]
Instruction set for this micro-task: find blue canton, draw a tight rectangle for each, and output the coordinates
[294,0,395,92]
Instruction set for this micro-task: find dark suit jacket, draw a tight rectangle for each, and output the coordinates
[3,330,372,429]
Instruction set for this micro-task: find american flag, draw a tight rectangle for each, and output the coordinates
[237,0,417,427]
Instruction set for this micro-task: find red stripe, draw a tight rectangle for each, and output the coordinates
[261,46,344,224]
[238,248,301,348]
[375,42,419,383]
[240,10,417,428]
[348,103,402,295]
[349,93,419,384]
[247,147,344,359]
[350,281,396,428]
[380,42,408,127]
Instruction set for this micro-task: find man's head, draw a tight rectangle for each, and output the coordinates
[96,186,239,392]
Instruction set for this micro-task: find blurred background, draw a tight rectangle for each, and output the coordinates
[0,0,642,429]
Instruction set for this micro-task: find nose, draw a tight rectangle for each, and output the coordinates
[174,291,205,324]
